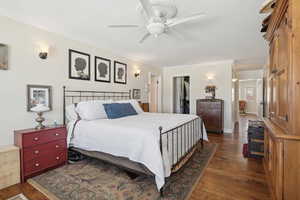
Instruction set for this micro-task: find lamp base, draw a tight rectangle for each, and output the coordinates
[35,112,46,130]
[35,124,46,130]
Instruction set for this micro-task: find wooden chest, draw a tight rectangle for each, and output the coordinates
[196,99,224,133]
[14,126,67,182]
[0,145,20,189]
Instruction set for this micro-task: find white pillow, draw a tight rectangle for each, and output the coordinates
[66,104,79,122]
[116,99,144,114]
[75,100,112,121]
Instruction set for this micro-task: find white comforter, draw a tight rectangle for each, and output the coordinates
[68,112,208,190]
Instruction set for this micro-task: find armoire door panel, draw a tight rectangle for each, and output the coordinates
[275,15,290,131]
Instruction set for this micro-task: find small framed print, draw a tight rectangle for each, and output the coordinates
[114,61,127,84]
[0,43,8,70]
[95,56,111,83]
[69,49,90,80]
[27,85,52,112]
[132,89,141,99]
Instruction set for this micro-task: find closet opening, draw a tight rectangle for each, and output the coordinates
[173,76,190,114]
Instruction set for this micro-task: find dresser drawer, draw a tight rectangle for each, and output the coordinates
[23,139,66,162]
[22,128,67,148]
[24,150,66,175]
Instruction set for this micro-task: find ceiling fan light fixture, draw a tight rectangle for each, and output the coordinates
[147,23,165,36]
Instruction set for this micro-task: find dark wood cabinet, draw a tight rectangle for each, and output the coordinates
[196,99,224,133]
[138,102,149,112]
[14,126,67,182]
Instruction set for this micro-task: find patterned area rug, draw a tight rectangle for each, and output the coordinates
[7,194,29,200]
[28,143,217,200]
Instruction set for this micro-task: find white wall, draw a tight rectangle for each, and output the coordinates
[162,60,234,133]
[0,16,162,146]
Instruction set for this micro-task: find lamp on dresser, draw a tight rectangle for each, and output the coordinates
[31,104,50,130]
[14,125,67,182]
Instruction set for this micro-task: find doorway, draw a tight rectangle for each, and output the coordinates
[173,76,190,114]
[149,73,162,113]
[238,79,264,119]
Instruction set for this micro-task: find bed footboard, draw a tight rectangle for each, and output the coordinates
[159,117,204,196]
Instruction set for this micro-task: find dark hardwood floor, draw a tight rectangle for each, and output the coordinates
[190,114,271,200]
[0,115,271,200]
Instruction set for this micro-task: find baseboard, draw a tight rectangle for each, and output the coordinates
[245,112,258,115]
[224,128,233,133]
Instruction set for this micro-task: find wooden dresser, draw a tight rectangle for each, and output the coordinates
[139,102,149,112]
[14,126,67,182]
[196,99,224,133]
[262,0,300,199]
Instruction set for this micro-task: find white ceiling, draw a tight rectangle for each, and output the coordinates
[0,0,269,67]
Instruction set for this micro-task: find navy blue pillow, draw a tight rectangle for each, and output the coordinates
[103,103,138,119]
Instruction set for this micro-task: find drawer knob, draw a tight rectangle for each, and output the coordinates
[55,133,60,136]
[34,137,39,141]
[56,157,60,160]
[55,145,60,148]
[34,150,39,154]
[35,163,40,167]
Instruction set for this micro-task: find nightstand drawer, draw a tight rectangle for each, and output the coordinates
[23,139,66,162]
[22,128,67,148]
[24,150,66,175]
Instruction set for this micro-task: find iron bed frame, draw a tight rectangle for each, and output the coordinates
[62,86,204,195]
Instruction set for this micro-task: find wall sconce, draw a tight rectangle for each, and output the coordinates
[206,74,215,80]
[134,69,141,78]
[232,78,238,82]
[38,45,49,60]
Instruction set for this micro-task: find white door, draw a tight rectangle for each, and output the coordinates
[149,74,161,113]
[257,79,263,119]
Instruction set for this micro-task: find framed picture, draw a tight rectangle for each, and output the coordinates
[69,49,90,80]
[27,85,52,112]
[95,56,111,83]
[114,61,127,84]
[0,44,8,70]
[132,89,141,99]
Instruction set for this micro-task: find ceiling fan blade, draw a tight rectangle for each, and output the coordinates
[139,33,151,43]
[166,29,185,41]
[139,0,155,19]
[167,12,206,27]
[108,25,140,28]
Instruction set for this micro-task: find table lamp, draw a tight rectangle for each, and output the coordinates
[31,104,50,129]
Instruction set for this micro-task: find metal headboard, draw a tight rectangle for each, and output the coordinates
[63,86,131,125]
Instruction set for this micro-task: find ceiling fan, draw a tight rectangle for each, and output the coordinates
[108,0,206,43]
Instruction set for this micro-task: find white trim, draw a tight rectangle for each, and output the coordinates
[224,128,234,133]
[246,112,258,115]
[165,60,235,68]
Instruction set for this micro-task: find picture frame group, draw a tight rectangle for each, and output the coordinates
[69,49,127,84]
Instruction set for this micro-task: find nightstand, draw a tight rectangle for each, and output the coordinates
[139,102,149,112]
[14,125,67,182]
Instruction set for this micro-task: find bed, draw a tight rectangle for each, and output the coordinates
[63,86,208,195]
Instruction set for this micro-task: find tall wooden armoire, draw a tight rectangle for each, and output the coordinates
[262,0,300,199]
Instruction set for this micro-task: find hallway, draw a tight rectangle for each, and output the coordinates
[190,115,271,199]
